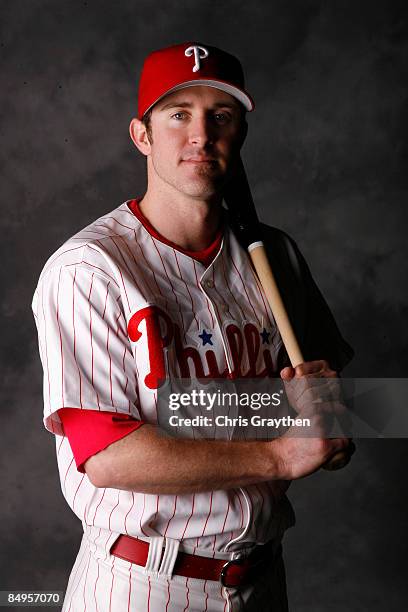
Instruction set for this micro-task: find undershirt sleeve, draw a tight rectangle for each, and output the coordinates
[58,408,146,473]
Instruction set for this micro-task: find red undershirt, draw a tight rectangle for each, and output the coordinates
[59,199,224,472]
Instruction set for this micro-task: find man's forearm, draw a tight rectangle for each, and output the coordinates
[85,424,283,494]
[84,362,353,494]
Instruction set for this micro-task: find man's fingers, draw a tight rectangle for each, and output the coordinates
[281,360,337,382]
[324,439,356,471]
[280,366,295,380]
[293,360,336,378]
[332,437,354,454]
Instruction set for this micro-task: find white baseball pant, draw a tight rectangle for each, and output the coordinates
[62,530,289,611]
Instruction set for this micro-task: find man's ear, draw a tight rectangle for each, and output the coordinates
[129,118,151,156]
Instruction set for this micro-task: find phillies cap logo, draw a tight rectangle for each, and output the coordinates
[184,45,209,72]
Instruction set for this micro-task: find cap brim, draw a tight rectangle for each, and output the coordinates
[142,79,254,117]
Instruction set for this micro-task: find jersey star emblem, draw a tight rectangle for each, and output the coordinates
[260,328,271,344]
[198,329,213,346]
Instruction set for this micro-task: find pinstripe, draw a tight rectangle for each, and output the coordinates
[109,235,148,302]
[56,267,65,407]
[236,492,244,530]
[230,255,261,326]
[119,234,155,298]
[165,579,171,612]
[138,493,150,537]
[33,201,293,610]
[220,247,245,320]
[94,217,135,231]
[64,539,88,611]
[67,549,91,612]
[181,494,196,540]
[220,496,231,535]
[150,234,187,342]
[72,474,86,513]
[183,577,190,612]
[205,267,223,326]
[163,495,178,537]
[40,277,52,420]
[212,265,234,321]
[80,259,119,287]
[203,580,209,612]
[123,491,134,535]
[74,228,107,236]
[83,245,121,286]
[150,494,160,532]
[135,231,165,301]
[106,326,114,407]
[47,243,85,269]
[127,561,132,612]
[248,264,273,329]
[192,259,215,328]
[147,575,151,612]
[91,489,106,526]
[152,388,158,423]
[102,281,110,320]
[72,267,84,409]
[103,528,113,561]
[174,250,200,331]
[93,560,100,612]
[92,237,132,311]
[82,546,92,612]
[108,491,120,531]
[56,433,66,456]
[201,491,213,538]
[62,456,74,495]
[108,557,115,612]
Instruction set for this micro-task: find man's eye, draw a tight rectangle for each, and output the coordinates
[214,113,231,123]
[172,112,186,120]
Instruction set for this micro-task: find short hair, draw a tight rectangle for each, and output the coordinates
[142,108,153,143]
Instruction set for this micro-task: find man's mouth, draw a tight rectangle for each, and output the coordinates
[182,158,217,163]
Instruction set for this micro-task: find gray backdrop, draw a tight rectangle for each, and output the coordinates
[1,0,407,610]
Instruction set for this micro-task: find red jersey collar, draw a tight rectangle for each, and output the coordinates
[127,198,223,267]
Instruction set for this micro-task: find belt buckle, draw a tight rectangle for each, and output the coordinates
[219,558,246,588]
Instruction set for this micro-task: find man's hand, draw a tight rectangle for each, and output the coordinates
[274,360,354,479]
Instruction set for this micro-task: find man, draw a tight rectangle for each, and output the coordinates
[32,42,353,611]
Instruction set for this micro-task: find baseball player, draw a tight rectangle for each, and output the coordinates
[32,42,354,611]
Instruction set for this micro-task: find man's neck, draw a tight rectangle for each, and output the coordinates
[138,187,223,252]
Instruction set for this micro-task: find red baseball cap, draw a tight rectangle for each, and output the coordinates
[137,42,255,119]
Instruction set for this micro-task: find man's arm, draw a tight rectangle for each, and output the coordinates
[84,424,348,493]
[85,360,352,493]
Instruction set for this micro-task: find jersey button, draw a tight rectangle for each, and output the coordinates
[204,279,214,289]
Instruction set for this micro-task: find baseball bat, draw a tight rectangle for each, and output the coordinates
[224,157,351,472]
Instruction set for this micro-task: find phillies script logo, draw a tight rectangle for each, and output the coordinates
[128,306,277,390]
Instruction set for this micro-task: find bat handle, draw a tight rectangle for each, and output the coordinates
[248,243,304,367]
[247,243,350,472]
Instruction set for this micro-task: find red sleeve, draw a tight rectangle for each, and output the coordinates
[58,408,146,473]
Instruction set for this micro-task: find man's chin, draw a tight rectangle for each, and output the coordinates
[181,180,225,199]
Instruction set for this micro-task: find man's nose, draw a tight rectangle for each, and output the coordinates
[188,116,215,146]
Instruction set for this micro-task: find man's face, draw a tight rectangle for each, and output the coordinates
[144,86,247,199]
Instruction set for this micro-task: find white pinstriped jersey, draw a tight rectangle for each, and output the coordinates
[32,200,295,558]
